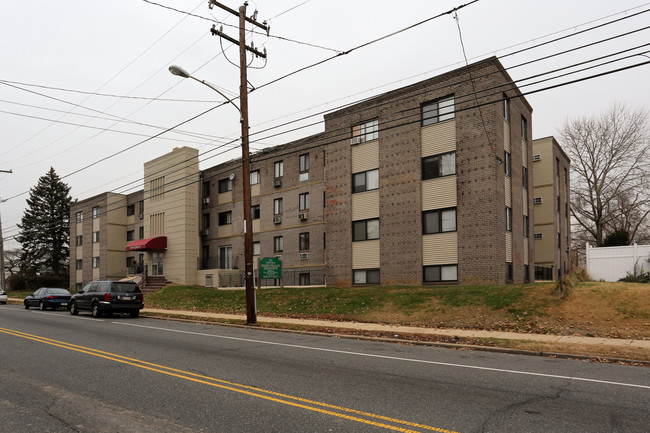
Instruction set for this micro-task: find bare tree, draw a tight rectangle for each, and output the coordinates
[560,104,650,246]
[3,248,22,277]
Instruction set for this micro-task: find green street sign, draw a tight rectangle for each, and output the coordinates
[260,257,282,279]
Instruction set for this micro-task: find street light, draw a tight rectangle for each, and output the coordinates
[169,65,257,324]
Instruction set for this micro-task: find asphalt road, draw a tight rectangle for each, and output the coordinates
[1,304,648,433]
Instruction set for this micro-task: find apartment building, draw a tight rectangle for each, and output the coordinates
[70,56,535,289]
[532,136,571,280]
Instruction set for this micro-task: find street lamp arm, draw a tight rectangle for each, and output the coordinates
[168,65,241,118]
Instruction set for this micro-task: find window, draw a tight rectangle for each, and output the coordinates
[423,208,456,234]
[503,93,510,122]
[251,204,260,220]
[76,211,83,223]
[557,196,561,212]
[202,181,210,197]
[354,269,380,285]
[219,246,232,269]
[274,236,284,253]
[127,230,134,242]
[424,265,457,282]
[352,169,379,193]
[558,233,561,249]
[92,257,100,268]
[274,161,284,178]
[351,119,378,143]
[504,151,511,177]
[556,157,560,177]
[506,263,513,281]
[92,231,100,243]
[422,96,454,126]
[273,198,283,215]
[521,116,528,141]
[92,206,100,219]
[299,154,309,181]
[201,246,209,269]
[138,226,144,239]
[127,257,136,268]
[565,203,568,217]
[76,235,83,246]
[203,213,210,229]
[353,218,379,241]
[218,211,232,226]
[534,233,543,240]
[506,207,512,231]
[127,204,135,216]
[218,178,232,193]
[422,152,456,180]
[253,241,260,256]
[523,215,529,237]
[299,193,309,211]
[564,167,568,185]
[76,259,83,270]
[299,273,311,286]
[522,166,528,189]
[250,170,260,185]
[299,232,310,250]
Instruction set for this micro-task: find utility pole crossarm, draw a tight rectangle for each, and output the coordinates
[209,0,269,32]
[210,25,267,58]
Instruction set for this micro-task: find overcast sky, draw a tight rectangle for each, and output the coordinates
[1,0,649,250]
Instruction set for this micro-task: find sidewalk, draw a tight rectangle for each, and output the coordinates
[141,308,650,350]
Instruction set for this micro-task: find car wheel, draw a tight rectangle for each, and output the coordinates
[91,302,102,318]
[24,301,30,309]
[69,301,79,315]
[39,301,47,311]
[129,310,140,318]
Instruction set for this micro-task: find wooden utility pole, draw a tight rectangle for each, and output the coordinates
[209,1,267,324]
[0,169,12,291]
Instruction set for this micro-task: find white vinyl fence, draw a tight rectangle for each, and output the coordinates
[586,243,650,282]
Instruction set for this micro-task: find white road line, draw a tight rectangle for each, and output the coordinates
[116,322,650,390]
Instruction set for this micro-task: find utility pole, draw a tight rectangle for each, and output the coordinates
[0,169,13,291]
[209,1,268,324]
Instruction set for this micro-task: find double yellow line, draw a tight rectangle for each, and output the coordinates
[0,326,458,433]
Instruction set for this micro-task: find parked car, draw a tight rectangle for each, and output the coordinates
[69,281,143,318]
[0,288,7,304]
[24,288,71,310]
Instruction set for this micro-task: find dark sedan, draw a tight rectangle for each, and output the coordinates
[24,288,72,310]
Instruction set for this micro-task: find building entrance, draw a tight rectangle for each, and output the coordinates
[151,252,164,276]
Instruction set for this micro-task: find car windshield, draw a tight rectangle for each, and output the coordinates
[48,289,70,295]
[111,283,140,293]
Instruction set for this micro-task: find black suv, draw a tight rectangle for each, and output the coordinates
[69,281,144,318]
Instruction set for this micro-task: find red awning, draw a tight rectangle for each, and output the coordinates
[126,236,167,251]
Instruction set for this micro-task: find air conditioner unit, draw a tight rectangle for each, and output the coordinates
[202,197,210,204]
[200,229,209,236]
[299,252,308,260]
[532,154,541,162]
[138,213,143,219]
[273,178,282,187]
[298,212,308,221]
[350,136,362,145]
[273,216,282,224]
[533,197,542,204]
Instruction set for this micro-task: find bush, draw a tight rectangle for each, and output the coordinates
[554,268,590,297]
[6,273,69,292]
[618,262,650,283]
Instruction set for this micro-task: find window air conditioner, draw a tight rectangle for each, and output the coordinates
[532,154,541,162]
[273,216,282,224]
[138,213,143,219]
[200,229,209,236]
[350,136,362,145]
[533,197,542,204]
[299,252,308,260]
[273,178,282,187]
[203,197,210,204]
[298,212,308,221]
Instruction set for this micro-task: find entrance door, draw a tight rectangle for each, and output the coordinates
[151,252,164,276]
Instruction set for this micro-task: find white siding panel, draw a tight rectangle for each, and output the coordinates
[352,240,380,268]
[524,238,529,265]
[351,141,379,173]
[352,190,380,220]
[523,189,528,216]
[421,120,456,157]
[505,179,512,207]
[422,232,458,265]
[506,231,513,262]
[422,176,457,210]
[521,138,528,167]
[504,120,511,152]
